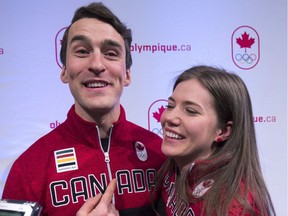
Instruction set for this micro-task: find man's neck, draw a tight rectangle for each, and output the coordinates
[74,104,121,138]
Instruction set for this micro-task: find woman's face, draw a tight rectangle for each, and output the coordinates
[161,79,222,169]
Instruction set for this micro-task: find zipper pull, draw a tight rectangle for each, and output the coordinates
[104,152,110,162]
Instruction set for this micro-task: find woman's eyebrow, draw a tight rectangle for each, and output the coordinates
[169,96,202,108]
[168,96,175,102]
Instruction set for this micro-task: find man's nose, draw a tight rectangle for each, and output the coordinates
[88,52,106,74]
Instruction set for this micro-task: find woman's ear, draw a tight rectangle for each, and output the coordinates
[215,121,233,143]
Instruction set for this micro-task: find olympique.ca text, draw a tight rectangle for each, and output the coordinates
[131,43,192,53]
[253,115,276,123]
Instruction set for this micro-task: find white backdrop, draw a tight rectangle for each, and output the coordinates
[0,0,287,215]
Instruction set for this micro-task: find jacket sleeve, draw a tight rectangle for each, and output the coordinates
[2,160,35,201]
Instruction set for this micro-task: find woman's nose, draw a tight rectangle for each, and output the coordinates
[161,109,181,126]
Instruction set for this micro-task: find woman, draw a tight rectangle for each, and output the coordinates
[152,65,275,216]
[77,65,276,216]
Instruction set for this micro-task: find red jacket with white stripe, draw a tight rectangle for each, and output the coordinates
[2,105,166,216]
[157,161,261,216]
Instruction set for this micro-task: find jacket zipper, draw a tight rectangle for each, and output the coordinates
[96,125,115,204]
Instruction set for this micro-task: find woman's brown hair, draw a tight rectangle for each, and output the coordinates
[152,65,275,216]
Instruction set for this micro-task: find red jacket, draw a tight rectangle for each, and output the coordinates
[2,105,166,216]
[157,161,260,216]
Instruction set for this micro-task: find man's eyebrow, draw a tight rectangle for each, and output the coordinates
[69,35,91,45]
[69,36,123,51]
[102,39,123,51]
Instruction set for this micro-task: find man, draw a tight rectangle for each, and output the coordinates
[2,2,165,215]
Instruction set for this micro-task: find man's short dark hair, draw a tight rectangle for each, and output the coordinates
[60,2,132,69]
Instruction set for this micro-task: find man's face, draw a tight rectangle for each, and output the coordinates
[61,18,131,122]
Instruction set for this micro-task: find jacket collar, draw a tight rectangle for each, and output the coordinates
[64,104,127,148]
[188,155,232,181]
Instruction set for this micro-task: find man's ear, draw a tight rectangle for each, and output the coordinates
[124,69,131,86]
[60,66,68,84]
[215,121,233,142]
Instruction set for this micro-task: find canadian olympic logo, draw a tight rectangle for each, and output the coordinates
[148,99,168,137]
[55,27,68,69]
[231,26,260,70]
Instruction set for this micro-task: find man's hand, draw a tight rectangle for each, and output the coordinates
[76,179,119,216]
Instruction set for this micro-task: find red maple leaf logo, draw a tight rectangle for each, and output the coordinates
[153,105,165,122]
[236,31,255,53]
[136,143,144,151]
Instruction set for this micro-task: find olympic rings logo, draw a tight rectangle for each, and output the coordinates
[235,53,257,64]
[152,128,163,135]
[231,26,260,70]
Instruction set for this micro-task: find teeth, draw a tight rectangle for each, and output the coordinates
[86,82,107,88]
[166,131,182,139]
